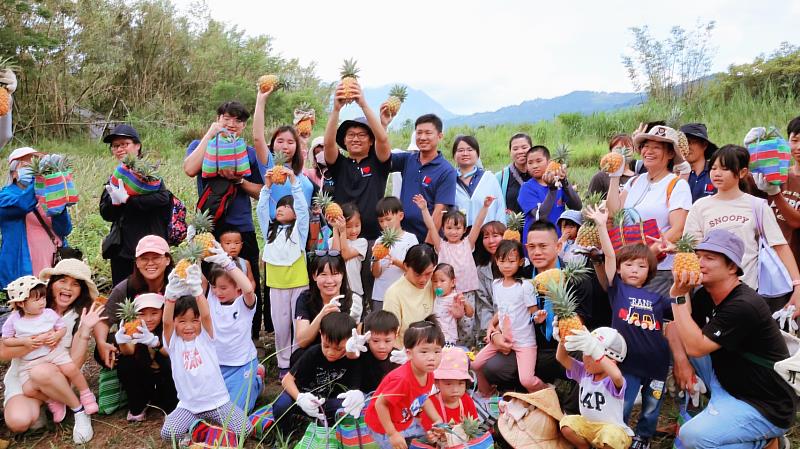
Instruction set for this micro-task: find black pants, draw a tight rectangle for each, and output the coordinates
[117,349,178,415]
[110,257,134,288]
[238,230,271,336]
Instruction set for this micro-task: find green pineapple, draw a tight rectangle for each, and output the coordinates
[503,211,524,241]
[386,84,408,115]
[575,192,605,248]
[117,298,139,336]
[545,279,583,341]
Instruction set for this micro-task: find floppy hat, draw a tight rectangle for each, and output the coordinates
[433,346,472,381]
[7,147,41,164]
[502,389,564,421]
[134,293,165,311]
[633,125,685,166]
[335,117,374,150]
[40,258,100,300]
[135,235,169,257]
[310,136,324,150]
[695,228,744,275]
[557,209,583,227]
[103,124,141,144]
[680,123,718,159]
[6,275,47,303]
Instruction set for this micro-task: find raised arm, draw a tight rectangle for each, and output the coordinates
[586,205,615,285]
[468,196,494,247]
[255,172,274,243]
[184,121,226,177]
[353,83,391,162]
[413,194,440,248]
[252,87,273,165]
[205,241,255,307]
[324,84,347,166]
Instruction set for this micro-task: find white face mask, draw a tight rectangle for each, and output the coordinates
[315,150,326,167]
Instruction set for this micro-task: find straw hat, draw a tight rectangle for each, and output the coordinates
[633,125,685,166]
[498,388,571,449]
[39,259,99,300]
[503,389,564,421]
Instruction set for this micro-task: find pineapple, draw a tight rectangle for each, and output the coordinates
[257,74,279,93]
[121,154,160,183]
[117,298,139,337]
[546,279,583,341]
[600,146,632,174]
[94,295,108,306]
[174,242,203,280]
[339,58,360,102]
[0,57,18,117]
[189,210,216,258]
[294,102,315,136]
[313,190,343,223]
[545,144,569,186]
[533,257,590,295]
[575,193,604,248]
[373,227,400,260]
[503,211,524,241]
[269,151,289,185]
[666,106,690,158]
[385,84,408,116]
[672,233,701,280]
[458,415,486,439]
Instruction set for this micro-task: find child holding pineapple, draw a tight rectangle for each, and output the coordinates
[217,227,256,291]
[419,346,479,430]
[256,166,309,374]
[328,202,369,298]
[371,196,419,312]
[584,204,674,449]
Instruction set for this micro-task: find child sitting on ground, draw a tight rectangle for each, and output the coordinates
[330,202,369,298]
[217,228,256,290]
[420,346,478,430]
[365,315,446,449]
[345,310,401,393]
[430,263,473,346]
[557,326,632,449]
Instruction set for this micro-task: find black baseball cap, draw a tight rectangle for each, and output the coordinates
[103,124,141,144]
[335,117,374,150]
[680,123,718,159]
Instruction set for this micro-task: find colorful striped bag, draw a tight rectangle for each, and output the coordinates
[190,420,242,448]
[248,403,275,439]
[34,170,78,216]
[109,162,162,196]
[293,421,339,449]
[335,411,379,449]
[747,127,791,185]
[97,367,127,415]
[608,208,661,251]
[202,134,251,178]
[409,430,494,449]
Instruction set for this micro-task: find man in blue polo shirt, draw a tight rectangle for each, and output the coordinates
[681,123,718,203]
[392,114,457,243]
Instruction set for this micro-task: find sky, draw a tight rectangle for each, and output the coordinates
[174,0,799,115]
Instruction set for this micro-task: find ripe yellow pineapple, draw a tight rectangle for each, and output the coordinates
[545,144,569,186]
[340,58,360,102]
[373,227,400,260]
[117,298,140,336]
[258,74,279,93]
[0,57,18,117]
[313,190,343,223]
[503,211,524,241]
[533,258,590,295]
[575,193,605,248]
[294,102,315,136]
[599,147,632,174]
[270,151,289,185]
[676,130,690,159]
[672,233,701,279]
[546,279,583,341]
[189,210,216,258]
[174,242,203,280]
[385,84,408,116]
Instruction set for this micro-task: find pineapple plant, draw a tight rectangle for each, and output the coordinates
[546,279,583,341]
[385,84,408,116]
[575,192,605,248]
[672,233,701,280]
[189,210,216,258]
[294,102,315,136]
[313,190,343,223]
[30,155,72,177]
[257,74,279,93]
[339,58,360,102]
[173,242,204,280]
[121,154,160,183]
[373,227,400,260]
[545,144,569,186]
[0,57,18,117]
[503,211,524,241]
[600,146,632,174]
[117,298,139,337]
[269,151,289,185]
[533,257,590,295]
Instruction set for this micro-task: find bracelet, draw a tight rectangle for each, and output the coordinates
[488,331,500,341]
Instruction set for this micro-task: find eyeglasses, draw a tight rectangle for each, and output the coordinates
[455,147,476,154]
[111,141,134,150]
[314,249,341,257]
[345,132,369,140]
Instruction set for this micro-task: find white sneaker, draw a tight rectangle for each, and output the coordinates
[72,412,93,444]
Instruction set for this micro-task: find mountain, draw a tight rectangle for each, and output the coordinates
[337,85,457,127]
[445,90,643,127]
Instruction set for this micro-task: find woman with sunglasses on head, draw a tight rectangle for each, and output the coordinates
[291,252,361,366]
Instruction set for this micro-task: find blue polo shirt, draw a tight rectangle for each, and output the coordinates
[392,151,457,242]
[186,140,270,233]
[688,161,716,203]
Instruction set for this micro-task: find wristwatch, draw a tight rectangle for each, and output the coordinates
[673,295,687,305]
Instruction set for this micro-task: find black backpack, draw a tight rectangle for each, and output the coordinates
[196,178,237,228]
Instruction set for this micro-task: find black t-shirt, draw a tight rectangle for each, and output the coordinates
[500,166,531,214]
[691,284,797,428]
[534,264,595,351]
[290,344,362,399]
[327,150,391,240]
[359,350,399,394]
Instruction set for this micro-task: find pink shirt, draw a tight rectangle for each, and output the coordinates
[24,205,59,276]
[437,239,479,292]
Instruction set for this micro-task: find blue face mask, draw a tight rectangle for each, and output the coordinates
[16,167,33,185]
[434,287,444,297]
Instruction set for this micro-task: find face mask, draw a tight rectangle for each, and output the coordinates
[16,167,33,184]
[315,150,326,166]
[434,287,444,297]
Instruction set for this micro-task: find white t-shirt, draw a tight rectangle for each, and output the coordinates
[1,309,65,361]
[166,328,230,413]
[433,293,459,344]
[623,173,692,270]
[685,193,787,289]
[372,231,418,301]
[329,236,368,296]
[491,280,537,347]
[206,290,257,366]
[567,359,633,435]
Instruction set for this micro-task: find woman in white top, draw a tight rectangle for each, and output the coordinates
[452,135,506,227]
[685,145,800,310]
[606,125,693,296]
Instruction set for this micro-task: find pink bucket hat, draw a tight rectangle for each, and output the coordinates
[434,346,472,381]
[135,235,169,257]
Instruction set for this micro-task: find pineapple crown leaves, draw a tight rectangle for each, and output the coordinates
[675,233,698,253]
[340,58,360,79]
[0,57,20,73]
[116,297,138,321]
[553,143,570,163]
[312,190,334,209]
[544,279,579,316]
[121,154,161,181]
[272,150,289,166]
[378,227,401,247]
[30,155,71,176]
[612,209,630,227]
[562,256,590,283]
[174,241,204,262]
[388,84,408,102]
[505,211,524,231]
[189,210,214,233]
[665,105,684,130]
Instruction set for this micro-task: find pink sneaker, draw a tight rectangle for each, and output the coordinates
[126,411,145,422]
[79,390,99,415]
[46,400,66,423]
[257,364,266,383]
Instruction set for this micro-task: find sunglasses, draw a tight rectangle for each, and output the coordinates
[313,249,341,257]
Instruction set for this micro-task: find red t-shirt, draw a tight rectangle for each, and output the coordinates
[365,363,434,433]
[420,393,479,430]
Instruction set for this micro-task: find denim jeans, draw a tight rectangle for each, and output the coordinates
[622,372,665,439]
[677,355,787,449]
[370,419,424,449]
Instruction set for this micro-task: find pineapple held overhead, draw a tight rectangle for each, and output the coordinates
[117,298,140,336]
[672,233,701,280]
[189,210,216,258]
[313,191,343,223]
[385,84,408,116]
[294,102,315,136]
[0,57,18,117]
[174,242,203,280]
[269,151,289,185]
[257,74,279,93]
[503,211,524,241]
[545,279,583,341]
[339,58,360,102]
[575,192,605,249]
[373,227,400,260]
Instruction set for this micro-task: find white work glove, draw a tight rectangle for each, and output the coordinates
[337,390,366,418]
[186,224,196,242]
[346,329,370,355]
[564,328,605,361]
[679,377,707,407]
[165,270,188,300]
[114,320,132,344]
[203,241,235,270]
[753,173,781,196]
[132,322,160,347]
[185,264,204,297]
[772,306,799,334]
[296,392,325,421]
[673,160,691,177]
[744,127,768,146]
[0,69,17,94]
[390,348,408,365]
[105,179,129,205]
[666,368,679,398]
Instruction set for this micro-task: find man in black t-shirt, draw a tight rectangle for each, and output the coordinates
[667,229,796,448]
